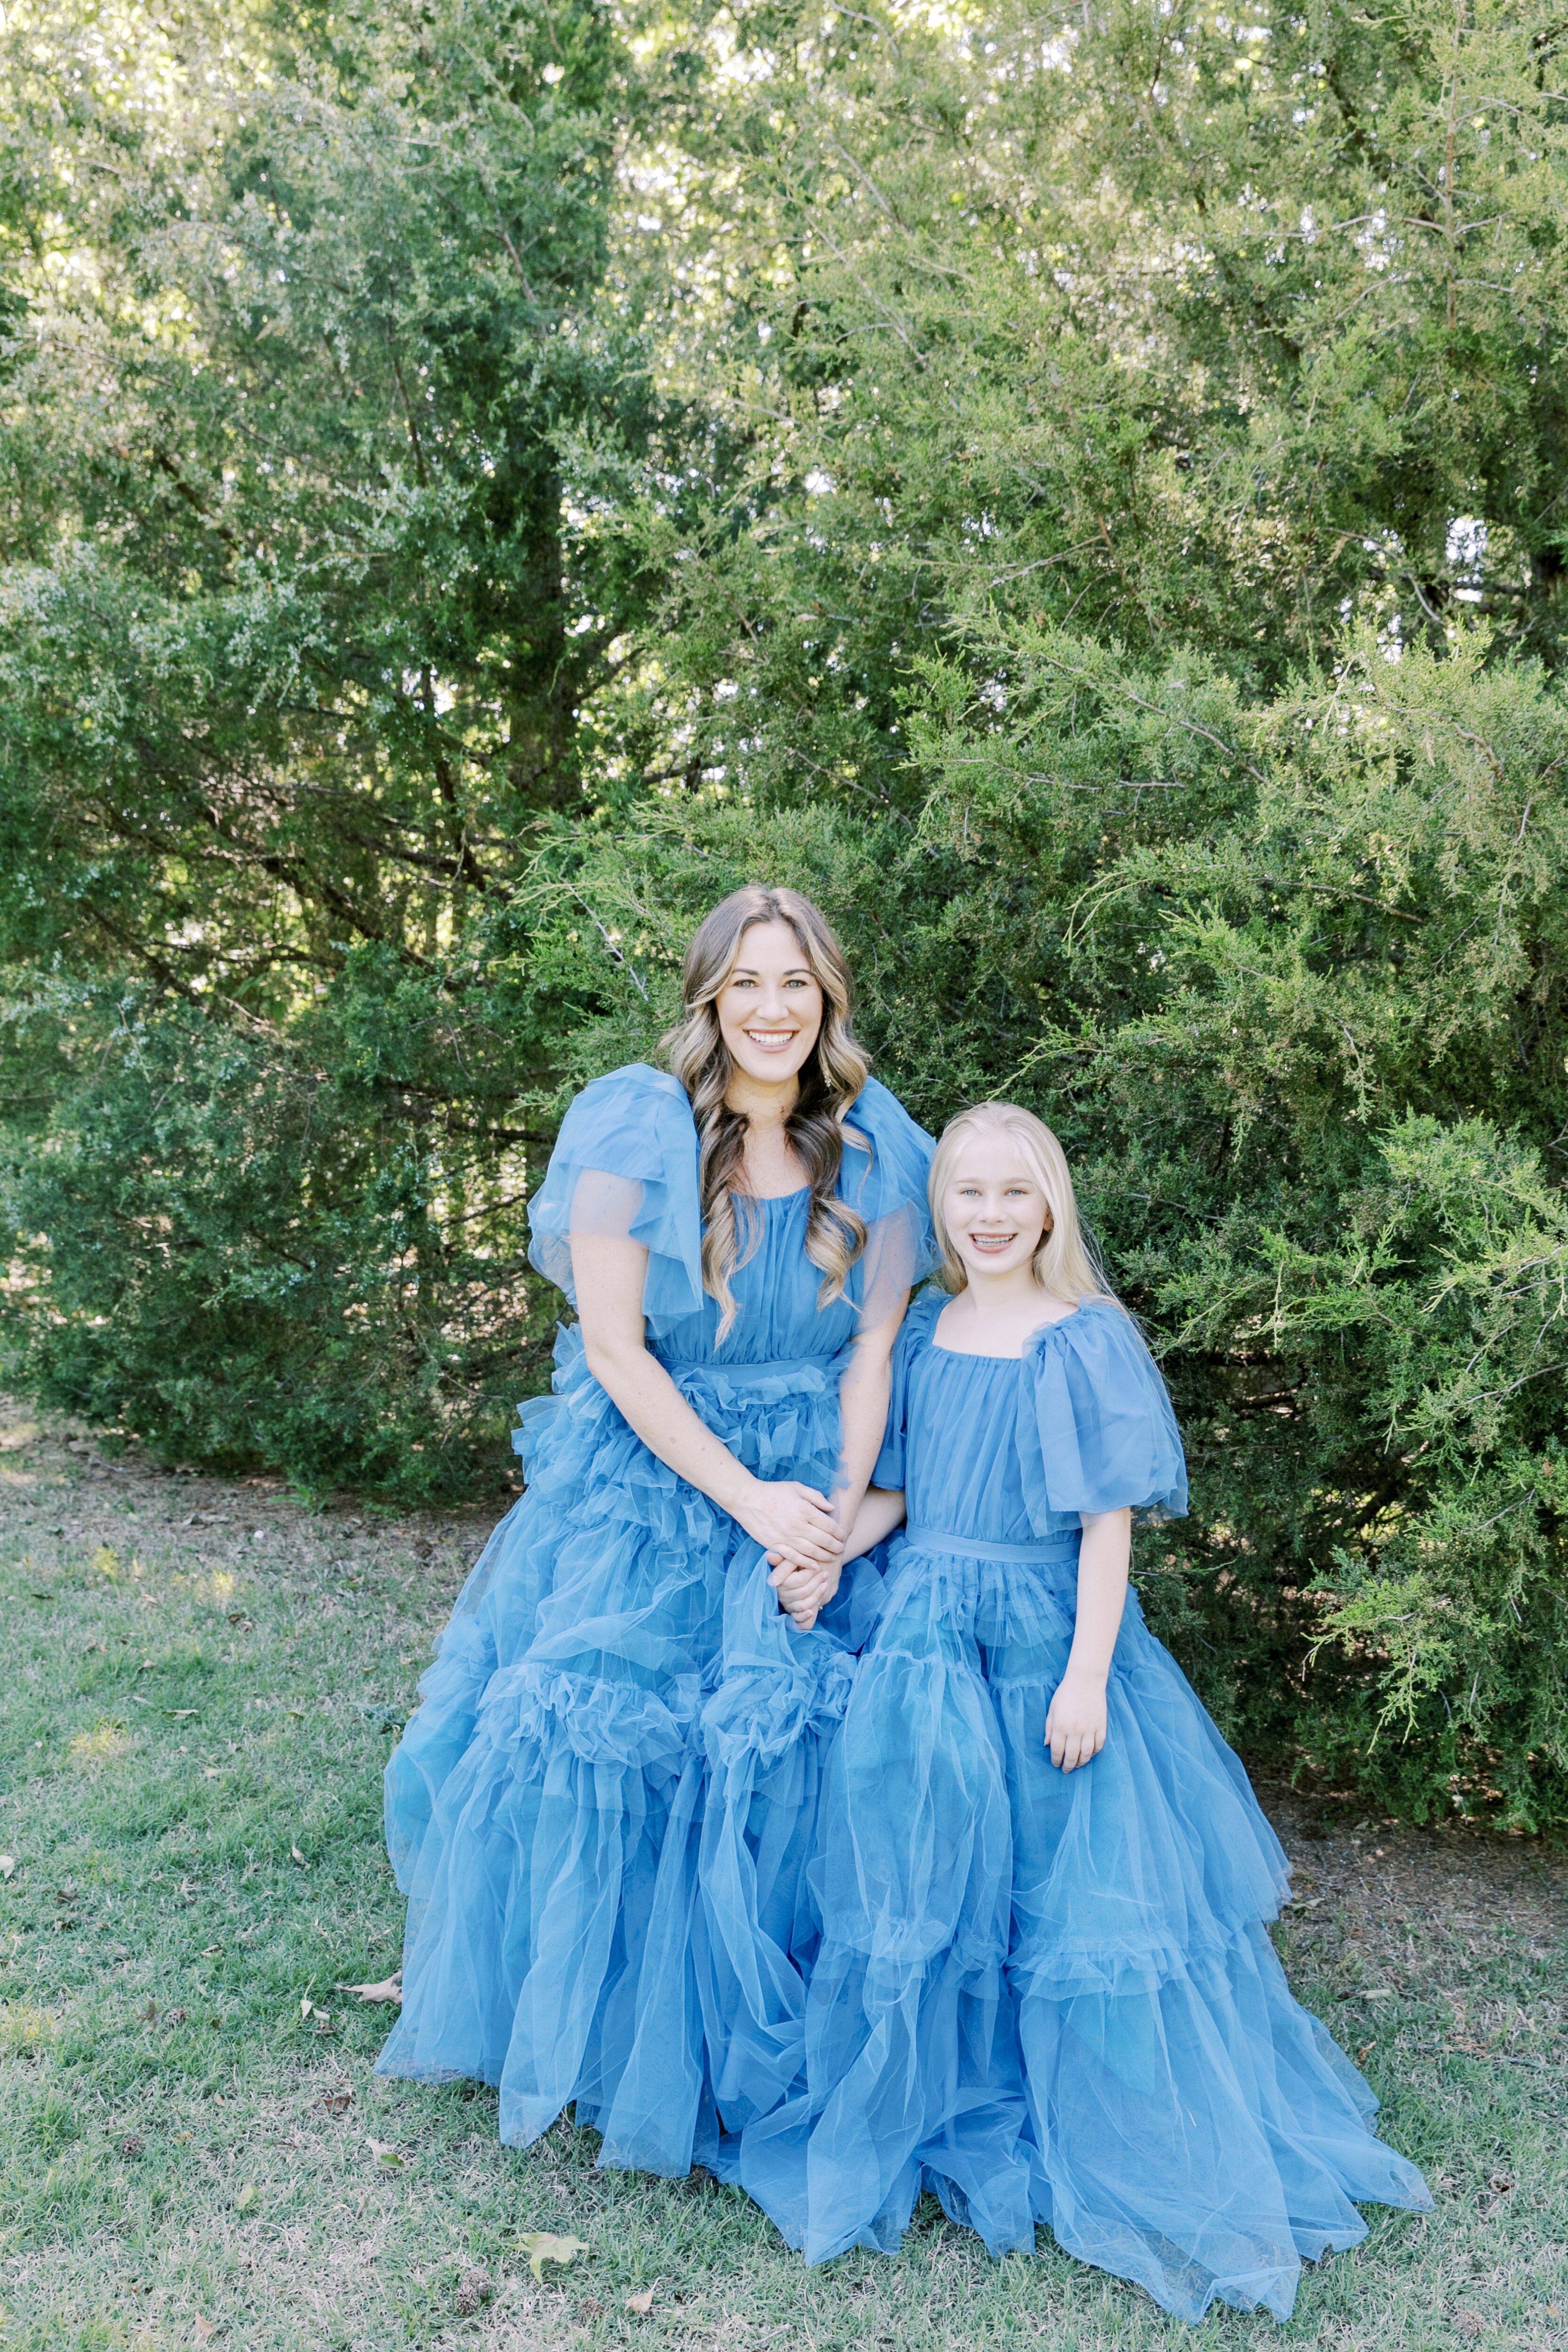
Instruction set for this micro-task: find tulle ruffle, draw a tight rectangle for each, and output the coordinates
[378,1326,871,2175]
[722,1534,1431,2318]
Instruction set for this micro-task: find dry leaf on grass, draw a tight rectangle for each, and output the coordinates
[334,1972,402,2004]
[234,2183,258,2213]
[290,1844,307,1864]
[323,2087,353,2114]
[192,2320,217,2346]
[0,1857,14,1880]
[455,2269,493,2316]
[518,2232,589,2284]
[624,2288,655,2316]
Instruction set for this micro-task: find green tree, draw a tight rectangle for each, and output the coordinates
[581,0,1568,1823]
[3,0,1568,1824]
[0,0,670,1494]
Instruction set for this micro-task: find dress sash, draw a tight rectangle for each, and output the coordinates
[902,1525,1079,1566]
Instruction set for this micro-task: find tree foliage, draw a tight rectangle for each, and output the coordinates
[3,0,1568,1826]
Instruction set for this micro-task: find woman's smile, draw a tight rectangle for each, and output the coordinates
[714,917,827,1092]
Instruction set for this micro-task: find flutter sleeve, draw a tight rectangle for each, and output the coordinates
[1019,1301,1188,1526]
[526,1064,704,1325]
[840,1077,939,1330]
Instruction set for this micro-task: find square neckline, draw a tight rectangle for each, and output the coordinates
[929,1300,1086,1363]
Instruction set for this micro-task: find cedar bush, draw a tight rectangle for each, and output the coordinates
[2,0,1566,1824]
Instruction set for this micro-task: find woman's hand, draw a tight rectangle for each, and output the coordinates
[1044,1670,1108,1772]
[732,1477,844,1567]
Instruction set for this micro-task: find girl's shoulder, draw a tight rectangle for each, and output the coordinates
[1019,1298,1189,1523]
[899,1285,949,1349]
[1022,1293,1130,1362]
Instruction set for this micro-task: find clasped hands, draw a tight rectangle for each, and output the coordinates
[732,1475,843,1633]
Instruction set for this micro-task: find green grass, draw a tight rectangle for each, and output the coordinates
[1,1406,1566,2351]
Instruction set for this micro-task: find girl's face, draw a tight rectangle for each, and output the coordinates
[941,1138,1053,1283]
[715,919,825,1088]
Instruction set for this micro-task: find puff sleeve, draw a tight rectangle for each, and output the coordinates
[526,1064,704,1327]
[1018,1302,1188,1526]
[840,1078,939,1329]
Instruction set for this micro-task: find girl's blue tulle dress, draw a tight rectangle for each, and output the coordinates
[377,1063,936,2176]
[722,1289,1432,2321]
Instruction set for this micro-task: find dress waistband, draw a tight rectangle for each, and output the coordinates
[659,1352,846,1383]
[903,1525,1080,1566]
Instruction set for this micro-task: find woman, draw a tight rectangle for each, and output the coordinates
[377,885,936,2180]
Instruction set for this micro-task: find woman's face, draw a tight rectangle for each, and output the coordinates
[941,1137,1053,1283]
[715,919,825,1089]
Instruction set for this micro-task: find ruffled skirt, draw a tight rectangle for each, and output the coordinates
[377,1329,875,2172]
[722,1531,1432,2321]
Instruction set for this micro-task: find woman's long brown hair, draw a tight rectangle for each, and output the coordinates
[661,886,871,1341]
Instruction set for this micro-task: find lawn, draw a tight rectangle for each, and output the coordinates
[1,1399,1565,2352]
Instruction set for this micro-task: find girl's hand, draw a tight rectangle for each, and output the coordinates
[768,1554,839,1631]
[1044,1671,1108,1772]
[733,1478,844,1567]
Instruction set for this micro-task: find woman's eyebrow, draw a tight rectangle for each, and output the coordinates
[728,963,813,980]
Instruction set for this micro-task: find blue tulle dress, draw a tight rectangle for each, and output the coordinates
[377,1063,936,2176]
[723,1289,1431,2321]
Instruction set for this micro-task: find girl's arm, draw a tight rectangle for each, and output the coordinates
[572,1231,843,1568]
[768,1303,908,1628]
[1044,1507,1131,1771]
[842,1484,907,1564]
[832,1307,905,1553]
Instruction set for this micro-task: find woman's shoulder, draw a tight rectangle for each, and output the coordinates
[530,1064,704,1316]
[840,1076,934,1213]
[554,1063,696,1177]
[573,1060,690,1115]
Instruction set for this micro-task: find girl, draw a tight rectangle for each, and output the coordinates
[378,887,936,2177]
[751,1101,1431,2321]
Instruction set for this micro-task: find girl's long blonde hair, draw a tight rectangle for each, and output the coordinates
[929,1101,1114,1304]
[661,885,871,1340]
